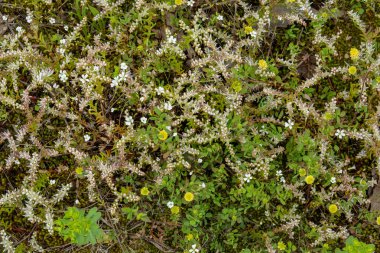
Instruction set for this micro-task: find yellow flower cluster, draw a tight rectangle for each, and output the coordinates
[305,175,315,185]
[348,66,357,75]
[258,59,268,70]
[328,204,338,214]
[184,192,194,202]
[158,130,168,141]
[350,47,360,60]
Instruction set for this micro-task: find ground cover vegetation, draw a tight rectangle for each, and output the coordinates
[0,0,380,252]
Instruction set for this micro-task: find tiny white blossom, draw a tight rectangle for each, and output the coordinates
[285,119,294,129]
[49,17,56,24]
[111,76,119,87]
[166,126,172,131]
[216,15,224,21]
[335,129,346,139]
[330,177,336,184]
[75,199,80,205]
[64,25,69,31]
[164,102,173,111]
[276,170,283,177]
[167,201,174,209]
[250,30,257,38]
[2,15,8,21]
[84,134,90,142]
[16,26,23,33]
[189,244,200,253]
[243,173,253,183]
[93,66,99,72]
[111,108,115,112]
[26,14,33,23]
[120,62,128,70]
[49,179,56,185]
[280,177,285,183]
[156,86,165,95]
[79,74,89,84]
[198,158,202,163]
[173,132,178,137]
[125,116,134,126]
[140,117,147,124]
[59,70,68,82]
[189,171,193,175]
[140,96,145,102]
[167,35,177,44]
[187,0,195,6]
[52,83,59,89]
[60,39,66,45]
[200,182,206,188]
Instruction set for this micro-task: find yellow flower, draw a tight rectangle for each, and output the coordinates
[244,26,253,34]
[299,168,306,177]
[278,241,286,251]
[376,216,380,225]
[158,130,168,141]
[184,192,194,202]
[75,167,83,175]
[258,59,268,70]
[171,206,180,214]
[140,187,150,196]
[348,66,357,75]
[350,47,360,61]
[305,175,315,185]
[175,0,183,5]
[328,204,338,214]
[186,234,194,241]
[231,80,242,92]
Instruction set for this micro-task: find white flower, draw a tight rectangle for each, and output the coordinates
[79,74,89,84]
[330,177,336,184]
[198,158,202,163]
[140,96,145,102]
[49,179,56,185]
[75,199,80,205]
[187,0,195,6]
[111,108,115,112]
[164,102,173,111]
[84,134,90,142]
[189,244,200,253]
[111,76,120,87]
[26,14,33,23]
[2,15,8,21]
[16,26,23,33]
[166,126,172,131]
[156,86,165,95]
[120,62,128,70]
[125,116,134,126]
[243,173,252,183]
[216,15,224,21]
[58,48,65,55]
[59,70,68,82]
[280,177,285,183]
[64,25,69,31]
[173,132,178,137]
[49,18,56,24]
[93,66,99,72]
[285,119,294,129]
[52,83,59,89]
[335,129,346,139]
[167,201,174,209]
[200,182,206,188]
[276,170,283,177]
[167,35,177,44]
[140,117,147,124]
[250,30,257,38]
[60,39,66,45]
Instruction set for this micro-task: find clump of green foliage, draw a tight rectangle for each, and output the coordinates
[55,207,104,246]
